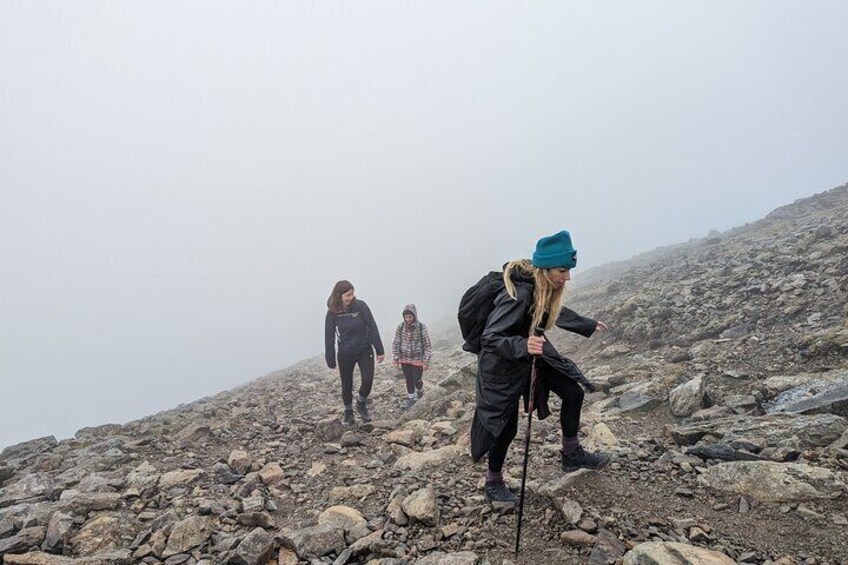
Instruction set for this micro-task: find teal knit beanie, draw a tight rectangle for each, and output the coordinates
[532,230,577,269]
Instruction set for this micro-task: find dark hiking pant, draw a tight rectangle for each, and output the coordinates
[338,349,374,406]
[486,375,584,472]
[487,403,519,473]
[541,374,585,438]
[401,364,424,394]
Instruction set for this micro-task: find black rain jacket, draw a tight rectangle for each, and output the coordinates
[470,271,597,461]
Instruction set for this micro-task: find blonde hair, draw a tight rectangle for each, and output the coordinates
[503,259,566,334]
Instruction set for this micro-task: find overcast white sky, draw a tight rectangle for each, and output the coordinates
[1,2,846,449]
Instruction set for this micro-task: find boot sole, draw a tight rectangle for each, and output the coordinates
[562,458,611,472]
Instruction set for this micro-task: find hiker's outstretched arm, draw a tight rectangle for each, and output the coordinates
[556,307,599,338]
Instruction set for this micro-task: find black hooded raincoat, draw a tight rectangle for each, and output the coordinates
[470,271,597,462]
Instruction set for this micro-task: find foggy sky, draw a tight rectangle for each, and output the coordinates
[2,2,847,449]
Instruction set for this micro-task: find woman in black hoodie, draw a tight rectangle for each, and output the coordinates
[325,280,385,425]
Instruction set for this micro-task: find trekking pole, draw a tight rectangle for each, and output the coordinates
[515,326,545,557]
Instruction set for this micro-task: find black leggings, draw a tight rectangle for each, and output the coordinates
[487,377,584,473]
[541,374,584,438]
[338,349,374,406]
[488,404,519,473]
[401,364,424,394]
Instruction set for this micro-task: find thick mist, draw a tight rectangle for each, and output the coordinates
[2,2,847,449]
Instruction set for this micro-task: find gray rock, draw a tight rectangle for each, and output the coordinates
[0,474,56,508]
[0,465,13,484]
[535,469,596,499]
[228,450,252,476]
[558,498,583,525]
[588,529,627,564]
[163,515,213,556]
[318,505,370,543]
[349,529,383,556]
[68,513,129,555]
[42,512,74,552]
[622,541,735,564]
[0,437,58,463]
[685,443,762,462]
[766,375,848,417]
[276,523,345,558]
[229,527,276,565]
[413,551,479,564]
[720,323,751,339]
[58,492,123,513]
[669,376,705,417]
[617,389,661,413]
[671,413,847,450]
[401,486,440,526]
[0,526,47,556]
[212,462,243,485]
[698,461,846,502]
[393,445,462,472]
[3,553,109,565]
[315,417,346,442]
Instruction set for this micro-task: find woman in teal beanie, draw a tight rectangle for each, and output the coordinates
[470,230,610,503]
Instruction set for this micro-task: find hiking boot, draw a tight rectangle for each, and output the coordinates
[484,480,518,504]
[355,399,372,423]
[416,388,425,399]
[561,446,611,472]
[342,409,355,427]
[401,397,417,411]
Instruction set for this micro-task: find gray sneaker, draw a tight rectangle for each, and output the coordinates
[342,409,355,427]
[416,388,425,399]
[561,446,610,472]
[401,397,417,411]
[355,399,372,423]
[484,481,518,504]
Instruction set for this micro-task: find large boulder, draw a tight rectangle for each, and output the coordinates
[0,474,56,508]
[698,461,845,502]
[0,437,58,463]
[229,527,275,565]
[766,372,848,417]
[276,524,345,558]
[622,541,735,564]
[393,445,462,472]
[401,486,440,526]
[163,515,213,556]
[0,526,47,557]
[413,551,480,565]
[669,376,705,417]
[317,505,370,543]
[671,413,847,449]
[157,469,203,490]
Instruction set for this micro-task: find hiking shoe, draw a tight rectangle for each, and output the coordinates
[355,399,372,423]
[416,388,425,399]
[561,446,611,472]
[342,409,355,427]
[401,397,417,411]
[484,480,518,504]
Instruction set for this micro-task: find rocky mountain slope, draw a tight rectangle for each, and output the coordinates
[2,184,847,565]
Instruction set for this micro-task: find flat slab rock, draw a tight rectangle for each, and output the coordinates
[412,551,479,565]
[671,413,847,448]
[698,461,846,502]
[766,376,848,417]
[622,541,735,564]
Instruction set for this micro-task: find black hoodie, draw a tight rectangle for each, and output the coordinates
[325,299,385,368]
